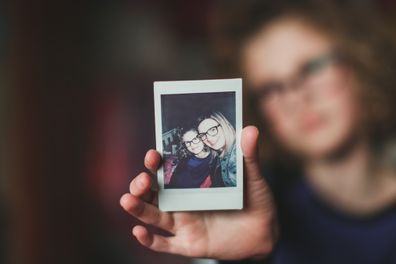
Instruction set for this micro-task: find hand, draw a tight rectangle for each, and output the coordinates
[120,126,278,260]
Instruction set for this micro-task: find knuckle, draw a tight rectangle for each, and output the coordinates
[134,201,145,217]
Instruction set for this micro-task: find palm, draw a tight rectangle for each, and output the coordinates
[121,126,276,260]
[169,173,273,259]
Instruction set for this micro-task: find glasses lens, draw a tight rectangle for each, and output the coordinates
[192,137,200,144]
[185,141,191,147]
[207,126,218,136]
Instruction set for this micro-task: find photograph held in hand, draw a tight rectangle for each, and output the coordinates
[154,78,243,211]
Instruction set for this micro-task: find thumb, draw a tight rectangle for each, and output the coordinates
[241,126,262,182]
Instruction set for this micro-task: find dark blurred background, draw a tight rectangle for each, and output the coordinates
[1,1,396,264]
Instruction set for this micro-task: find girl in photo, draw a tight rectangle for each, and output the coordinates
[197,112,237,187]
[167,127,218,188]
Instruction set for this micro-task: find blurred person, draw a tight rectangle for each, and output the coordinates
[197,112,237,187]
[120,1,396,263]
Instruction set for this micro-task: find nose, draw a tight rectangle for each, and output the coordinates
[282,84,314,113]
[204,138,214,145]
[209,138,218,147]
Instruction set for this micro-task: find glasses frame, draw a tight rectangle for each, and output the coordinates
[251,51,343,104]
[183,136,202,147]
[198,124,221,141]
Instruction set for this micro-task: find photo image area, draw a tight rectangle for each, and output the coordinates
[161,92,236,189]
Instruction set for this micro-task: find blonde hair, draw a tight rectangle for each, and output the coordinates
[208,112,236,157]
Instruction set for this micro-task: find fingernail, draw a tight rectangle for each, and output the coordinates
[120,194,129,206]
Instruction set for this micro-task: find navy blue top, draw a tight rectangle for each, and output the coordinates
[270,178,396,264]
[168,155,212,188]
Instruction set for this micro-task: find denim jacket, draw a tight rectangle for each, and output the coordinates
[220,142,237,187]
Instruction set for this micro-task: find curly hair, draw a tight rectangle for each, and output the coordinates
[175,127,193,161]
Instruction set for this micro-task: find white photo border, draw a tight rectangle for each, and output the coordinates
[154,78,243,211]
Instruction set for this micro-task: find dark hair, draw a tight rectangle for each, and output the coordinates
[176,127,196,161]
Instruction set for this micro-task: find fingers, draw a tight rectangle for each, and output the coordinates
[132,226,203,257]
[144,149,161,174]
[129,172,158,205]
[129,172,152,196]
[241,126,274,212]
[241,126,262,182]
[132,225,176,254]
[120,193,174,232]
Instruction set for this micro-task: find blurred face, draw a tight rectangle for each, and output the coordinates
[183,130,204,155]
[243,18,360,159]
[198,118,226,151]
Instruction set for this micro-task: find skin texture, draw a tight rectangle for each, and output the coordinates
[197,118,226,151]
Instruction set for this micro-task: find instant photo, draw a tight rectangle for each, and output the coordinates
[154,78,243,211]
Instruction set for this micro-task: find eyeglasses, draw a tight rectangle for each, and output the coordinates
[198,124,221,140]
[184,136,202,147]
[251,51,344,105]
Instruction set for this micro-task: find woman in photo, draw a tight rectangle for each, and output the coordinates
[167,127,218,188]
[197,112,237,187]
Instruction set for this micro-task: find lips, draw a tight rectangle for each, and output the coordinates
[301,114,326,134]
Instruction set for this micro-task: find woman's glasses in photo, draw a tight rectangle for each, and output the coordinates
[199,124,221,140]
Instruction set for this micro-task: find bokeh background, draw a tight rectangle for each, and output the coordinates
[1,0,396,264]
